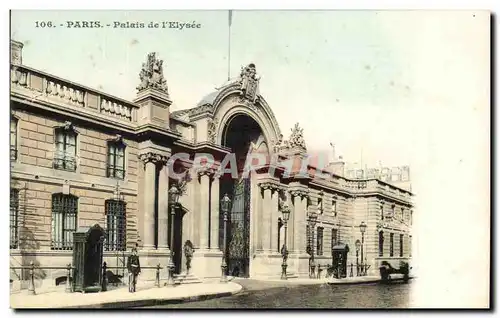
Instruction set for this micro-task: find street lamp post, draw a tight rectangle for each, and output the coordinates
[220,193,231,283]
[308,211,318,279]
[167,185,181,287]
[280,205,291,280]
[355,239,361,276]
[359,221,367,276]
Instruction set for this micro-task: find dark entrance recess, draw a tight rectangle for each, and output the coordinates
[72,224,105,293]
[332,243,350,279]
[168,204,185,274]
[220,114,263,278]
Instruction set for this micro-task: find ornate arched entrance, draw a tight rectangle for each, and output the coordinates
[219,114,266,277]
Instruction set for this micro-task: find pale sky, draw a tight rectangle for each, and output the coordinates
[10,10,488,175]
[9,9,492,307]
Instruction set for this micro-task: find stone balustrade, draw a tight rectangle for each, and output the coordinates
[10,64,138,124]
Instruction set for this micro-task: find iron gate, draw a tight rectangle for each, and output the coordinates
[227,178,251,277]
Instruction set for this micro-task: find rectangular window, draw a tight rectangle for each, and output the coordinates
[400,234,404,257]
[390,233,394,257]
[332,200,337,216]
[380,204,384,220]
[409,235,412,257]
[105,200,127,251]
[107,141,126,179]
[51,194,78,250]
[10,118,17,161]
[317,198,323,214]
[331,228,338,249]
[316,227,324,256]
[391,205,396,218]
[378,231,384,257]
[54,128,77,171]
[10,189,19,249]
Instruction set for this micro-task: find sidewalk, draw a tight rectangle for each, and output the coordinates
[10,281,242,309]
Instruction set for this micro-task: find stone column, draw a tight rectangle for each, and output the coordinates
[139,152,159,249]
[157,159,169,250]
[270,186,280,253]
[290,189,308,254]
[255,184,263,252]
[198,169,211,250]
[260,183,273,253]
[210,175,220,250]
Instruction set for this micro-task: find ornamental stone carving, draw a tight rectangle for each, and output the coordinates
[272,133,291,154]
[137,52,169,96]
[138,152,168,165]
[289,189,309,199]
[288,123,307,152]
[239,63,260,104]
[196,166,215,177]
[258,182,280,192]
[207,117,218,143]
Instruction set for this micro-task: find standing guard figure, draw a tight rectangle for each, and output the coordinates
[127,246,141,292]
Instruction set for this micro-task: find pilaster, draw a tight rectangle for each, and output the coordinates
[138,152,168,250]
[210,174,220,250]
[157,159,170,250]
[259,183,273,253]
[197,168,213,251]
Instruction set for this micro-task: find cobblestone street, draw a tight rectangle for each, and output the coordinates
[145,279,412,309]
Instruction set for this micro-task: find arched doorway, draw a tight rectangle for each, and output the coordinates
[219,114,266,278]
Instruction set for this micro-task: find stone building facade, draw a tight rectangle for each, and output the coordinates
[10,40,414,288]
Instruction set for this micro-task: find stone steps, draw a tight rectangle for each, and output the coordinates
[173,272,202,285]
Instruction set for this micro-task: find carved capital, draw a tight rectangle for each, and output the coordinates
[289,189,309,199]
[138,152,168,165]
[258,182,273,191]
[196,166,214,178]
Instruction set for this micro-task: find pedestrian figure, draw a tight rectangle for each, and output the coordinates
[127,246,141,292]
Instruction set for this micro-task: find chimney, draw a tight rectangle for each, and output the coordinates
[11,40,23,65]
[328,155,345,177]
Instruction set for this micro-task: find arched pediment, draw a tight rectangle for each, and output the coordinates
[187,63,283,151]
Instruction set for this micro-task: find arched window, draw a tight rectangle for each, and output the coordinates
[378,231,384,257]
[10,189,19,249]
[51,193,78,250]
[53,123,77,171]
[105,199,126,251]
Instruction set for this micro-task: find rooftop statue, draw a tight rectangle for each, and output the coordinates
[288,123,307,151]
[239,63,260,103]
[137,52,169,96]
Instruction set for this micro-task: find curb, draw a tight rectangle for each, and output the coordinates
[58,287,242,309]
[328,276,415,286]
